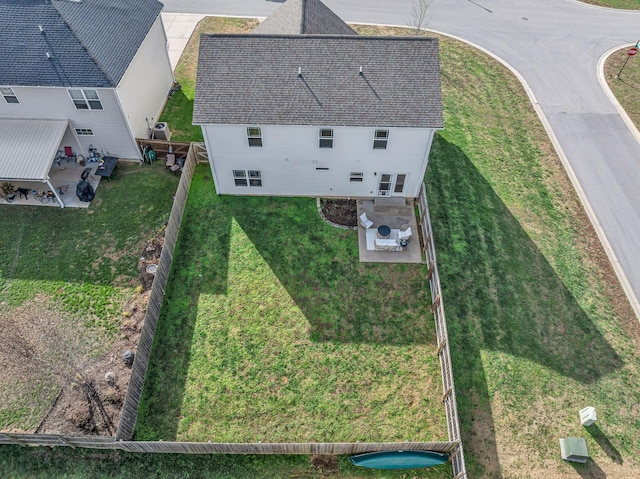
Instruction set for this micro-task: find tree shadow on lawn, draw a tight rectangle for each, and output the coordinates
[425,136,623,477]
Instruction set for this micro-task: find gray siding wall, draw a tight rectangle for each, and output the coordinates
[0,86,137,159]
[117,16,174,148]
[201,124,433,197]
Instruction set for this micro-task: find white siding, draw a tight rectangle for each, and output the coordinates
[0,86,137,159]
[116,16,174,148]
[201,124,433,197]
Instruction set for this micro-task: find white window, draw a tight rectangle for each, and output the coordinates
[350,172,364,182]
[1,87,19,104]
[68,89,103,110]
[319,128,333,148]
[233,170,262,187]
[247,127,262,147]
[75,128,94,136]
[373,129,389,149]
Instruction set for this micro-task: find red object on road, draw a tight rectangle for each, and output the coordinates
[628,47,638,56]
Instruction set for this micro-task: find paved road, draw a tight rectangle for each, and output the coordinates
[163,0,640,317]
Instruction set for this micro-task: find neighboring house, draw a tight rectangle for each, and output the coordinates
[0,0,173,187]
[193,0,443,198]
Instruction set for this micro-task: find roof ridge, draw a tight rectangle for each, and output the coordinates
[299,0,308,34]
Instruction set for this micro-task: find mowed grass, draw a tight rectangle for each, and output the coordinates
[427,34,640,478]
[605,47,640,126]
[581,0,640,8]
[159,16,259,142]
[0,162,179,431]
[136,168,446,444]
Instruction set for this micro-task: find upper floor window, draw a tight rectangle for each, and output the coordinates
[68,89,103,110]
[373,129,389,149]
[319,128,333,148]
[247,127,262,147]
[1,87,19,104]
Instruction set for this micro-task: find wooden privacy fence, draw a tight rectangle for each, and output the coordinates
[135,139,208,163]
[0,432,458,456]
[417,182,468,479]
[115,143,199,441]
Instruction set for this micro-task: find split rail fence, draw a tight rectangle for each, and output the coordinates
[417,182,468,479]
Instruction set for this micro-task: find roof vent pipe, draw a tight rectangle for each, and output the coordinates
[39,25,44,33]
[359,66,363,76]
[46,52,51,59]
[298,66,302,77]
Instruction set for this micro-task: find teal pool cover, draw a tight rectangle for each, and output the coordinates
[349,450,449,470]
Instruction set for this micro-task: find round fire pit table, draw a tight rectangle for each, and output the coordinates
[377,224,391,239]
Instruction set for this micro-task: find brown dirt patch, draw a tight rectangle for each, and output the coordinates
[320,198,358,227]
[309,454,339,475]
[0,229,165,435]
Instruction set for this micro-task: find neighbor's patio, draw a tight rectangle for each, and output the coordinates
[357,197,423,264]
[2,158,108,209]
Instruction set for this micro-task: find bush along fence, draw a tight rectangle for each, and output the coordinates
[417,182,468,479]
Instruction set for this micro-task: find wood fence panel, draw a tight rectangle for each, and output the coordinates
[115,144,198,441]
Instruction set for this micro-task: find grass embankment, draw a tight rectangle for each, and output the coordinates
[428,35,640,478]
[0,162,179,431]
[581,0,640,8]
[605,47,640,127]
[159,17,259,141]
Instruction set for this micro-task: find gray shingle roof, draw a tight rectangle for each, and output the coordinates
[194,35,443,129]
[0,0,163,87]
[253,0,356,35]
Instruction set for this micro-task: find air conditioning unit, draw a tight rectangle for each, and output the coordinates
[152,122,171,140]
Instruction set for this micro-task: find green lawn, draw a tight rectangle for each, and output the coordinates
[581,0,640,8]
[136,168,446,444]
[0,445,451,479]
[605,47,640,128]
[0,162,179,432]
[428,35,640,478]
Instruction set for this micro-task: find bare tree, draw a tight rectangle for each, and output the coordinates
[407,0,434,36]
[0,302,114,434]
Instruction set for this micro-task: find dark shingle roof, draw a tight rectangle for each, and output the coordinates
[194,35,443,129]
[253,0,356,35]
[0,0,163,87]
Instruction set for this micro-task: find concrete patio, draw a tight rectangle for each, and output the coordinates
[1,158,105,209]
[357,197,423,264]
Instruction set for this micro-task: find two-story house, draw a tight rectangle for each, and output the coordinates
[0,0,173,189]
[193,0,443,199]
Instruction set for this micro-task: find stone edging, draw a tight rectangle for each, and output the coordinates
[316,197,358,230]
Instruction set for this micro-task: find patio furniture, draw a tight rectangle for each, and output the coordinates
[359,212,373,229]
[95,156,118,181]
[397,226,412,241]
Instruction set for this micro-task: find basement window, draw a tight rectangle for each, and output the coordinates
[350,172,364,182]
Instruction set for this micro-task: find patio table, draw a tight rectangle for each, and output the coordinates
[95,156,118,181]
[377,224,391,239]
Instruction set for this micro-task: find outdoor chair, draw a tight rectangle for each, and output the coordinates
[359,212,373,229]
[397,225,413,241]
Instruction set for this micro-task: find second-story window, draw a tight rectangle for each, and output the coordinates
[373,129,389,149]
[68,89,103,110]
[247,127,262,147]
[1,87,19,104]
[319,128,334,148]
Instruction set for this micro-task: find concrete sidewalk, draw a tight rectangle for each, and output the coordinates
[162,13,206,70]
